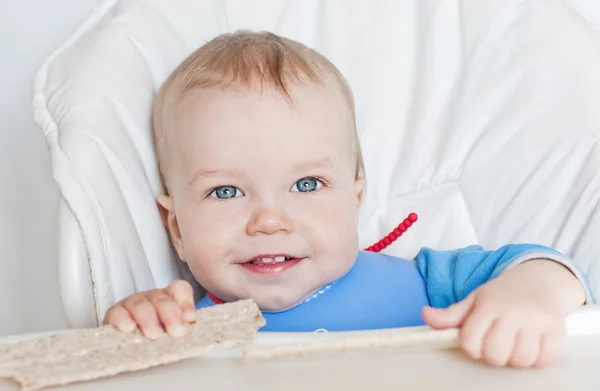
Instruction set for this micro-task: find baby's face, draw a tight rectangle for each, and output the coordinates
[160,82,364,311]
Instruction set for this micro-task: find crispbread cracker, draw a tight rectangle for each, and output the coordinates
[243,327,460,363]
[0,299,265,390]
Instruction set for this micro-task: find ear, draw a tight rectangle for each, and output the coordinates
[354,176,366,210]
[157,194,187,262]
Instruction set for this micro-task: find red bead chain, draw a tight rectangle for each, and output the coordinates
[364,212,418,253]
[207,292,226,304]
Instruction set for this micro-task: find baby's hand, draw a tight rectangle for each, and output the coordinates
[422,260,585,368]
[103,280,197,340]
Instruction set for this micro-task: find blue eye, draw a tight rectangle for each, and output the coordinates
[291,177,323,193]
[210,186,243,199]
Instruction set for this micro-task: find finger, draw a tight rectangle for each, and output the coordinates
[150,292,189,338]
[103,305,137,333]
[123,297,164,340]
[509,329,542,368]
[460,307,495,360]
[534,328,565,368]
[165,280,196,323]
[481,319,517,367]
[422,295,475,330]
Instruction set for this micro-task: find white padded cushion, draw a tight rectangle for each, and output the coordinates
[35,0,600,322]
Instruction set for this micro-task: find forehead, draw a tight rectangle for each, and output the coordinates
[171,83,354,173]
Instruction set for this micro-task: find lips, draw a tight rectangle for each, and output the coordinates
[249,256,293,265]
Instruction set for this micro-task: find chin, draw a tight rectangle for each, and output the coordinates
[250,290,307,313]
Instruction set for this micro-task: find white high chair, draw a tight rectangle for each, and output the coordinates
[34,0,600,329]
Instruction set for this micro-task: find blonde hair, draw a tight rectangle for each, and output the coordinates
[152,30,364,190]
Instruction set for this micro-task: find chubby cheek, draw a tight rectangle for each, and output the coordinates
[177,202,242,284]
[297,191,359,269]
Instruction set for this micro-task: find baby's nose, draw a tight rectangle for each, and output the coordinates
[246,203,294,236]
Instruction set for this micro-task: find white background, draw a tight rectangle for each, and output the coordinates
[0,0,98,336]
[574,0,600,23]
[0,0,598,337]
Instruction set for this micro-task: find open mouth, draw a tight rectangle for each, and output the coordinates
[249,256,294,265]
[240,254,303,274]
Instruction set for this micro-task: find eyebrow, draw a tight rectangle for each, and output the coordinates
[292,157,335,172]
[188,169,246,187]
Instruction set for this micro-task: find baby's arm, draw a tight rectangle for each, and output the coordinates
[103,280,197,339]
[415,244,593,368]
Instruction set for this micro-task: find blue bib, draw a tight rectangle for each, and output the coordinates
[196,251,430,332]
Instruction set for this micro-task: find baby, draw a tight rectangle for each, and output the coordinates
[105,31,593,368]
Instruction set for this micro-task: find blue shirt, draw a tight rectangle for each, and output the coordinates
[196,245,594,332]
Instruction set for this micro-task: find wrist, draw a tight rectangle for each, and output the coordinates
[510,259,586,315]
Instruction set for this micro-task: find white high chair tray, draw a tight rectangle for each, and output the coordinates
[1,307,599,391]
